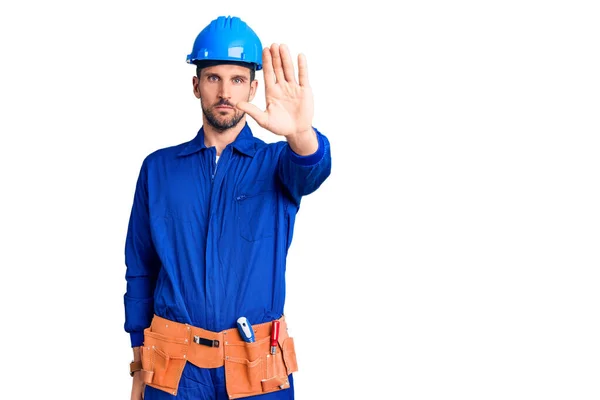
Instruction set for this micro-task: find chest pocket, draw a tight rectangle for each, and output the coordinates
[236,180,277,242]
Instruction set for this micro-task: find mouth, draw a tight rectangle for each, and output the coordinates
[215,105,234,110]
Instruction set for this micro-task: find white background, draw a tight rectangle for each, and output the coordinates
[1,1,599,399]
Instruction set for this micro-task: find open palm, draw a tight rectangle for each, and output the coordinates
[237,44,314,137]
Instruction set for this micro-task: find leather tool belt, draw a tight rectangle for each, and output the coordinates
[139,314,298,398]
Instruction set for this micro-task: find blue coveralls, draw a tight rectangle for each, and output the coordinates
[124,123,332,399]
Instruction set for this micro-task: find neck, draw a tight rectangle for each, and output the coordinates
[203,117,246,156]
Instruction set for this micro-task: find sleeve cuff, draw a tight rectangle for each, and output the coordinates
[130,331,145,348]
[286,129,325,166]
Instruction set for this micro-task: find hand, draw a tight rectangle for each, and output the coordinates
[237,44,314,138]
[130,371,146,400]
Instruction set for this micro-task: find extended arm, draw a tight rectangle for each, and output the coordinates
[237,43,331,203]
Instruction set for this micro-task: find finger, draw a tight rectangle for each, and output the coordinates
[270,44,286,84]
[262,47,275,88]
[298,53,310,87]
[279,44,297,84]
[236,101,268,127]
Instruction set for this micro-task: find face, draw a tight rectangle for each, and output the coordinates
[193,64,258,132]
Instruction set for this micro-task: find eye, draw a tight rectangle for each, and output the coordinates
[207,75,219,82]
[233,77,244,84]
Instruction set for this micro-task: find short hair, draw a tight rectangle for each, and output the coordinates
[195,60,256,82]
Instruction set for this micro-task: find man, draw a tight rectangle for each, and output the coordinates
[124,15,331,400]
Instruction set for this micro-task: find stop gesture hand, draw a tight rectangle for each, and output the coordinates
[237,44,316,147]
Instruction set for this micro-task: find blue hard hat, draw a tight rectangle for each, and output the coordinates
[186,16,263,70]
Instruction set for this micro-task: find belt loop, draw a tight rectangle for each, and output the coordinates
[193,335,220,348]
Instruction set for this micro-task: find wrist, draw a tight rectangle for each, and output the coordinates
[132,345,142,362]
[289,127,314,141]
[287,128,317,156]
[130,346,143,376]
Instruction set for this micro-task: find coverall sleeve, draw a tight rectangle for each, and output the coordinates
[123,158,160,347]
[278,127,332,205]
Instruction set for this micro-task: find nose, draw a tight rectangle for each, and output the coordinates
[218,81,232,100]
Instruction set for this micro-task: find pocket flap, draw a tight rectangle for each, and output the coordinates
[281,337,298,375]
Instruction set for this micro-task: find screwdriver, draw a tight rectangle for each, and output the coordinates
[237,316,255,343]
[270,320,280,355]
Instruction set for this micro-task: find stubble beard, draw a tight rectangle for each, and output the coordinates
[202,100,246,132]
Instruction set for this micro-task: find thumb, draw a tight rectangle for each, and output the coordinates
[236,101,268,127]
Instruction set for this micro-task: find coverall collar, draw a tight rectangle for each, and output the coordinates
[177,122,257,157]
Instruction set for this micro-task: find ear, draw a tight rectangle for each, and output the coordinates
[192,75,201,99]
[248,79,258,102]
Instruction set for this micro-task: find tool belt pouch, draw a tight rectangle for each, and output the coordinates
[140,327,189,396]
[224,334,298,399]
